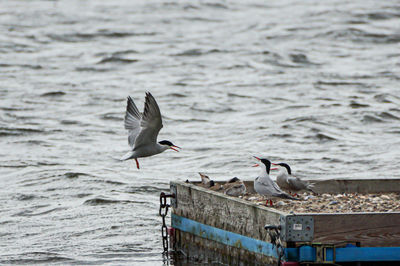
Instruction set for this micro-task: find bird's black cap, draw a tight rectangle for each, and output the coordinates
[159,140,174,146]
[260,158,272,174]
[278,163,291,175]
[227,177,240,183]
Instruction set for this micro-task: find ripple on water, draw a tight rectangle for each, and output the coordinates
[100,112,123,121]
[307,133,338,142]
[362,114,384,123]
[40,91,66,97]
[63,172,90,179]
[374,93,400,104]
[83,197,147,205]
[97,56,139,64]
[0,252,74,265]
[0,127,44,136]
[13,194,38,201]
[125,185,165,194]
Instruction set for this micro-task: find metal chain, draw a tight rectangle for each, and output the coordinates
[264,225,284,266]
[159,192,175,254]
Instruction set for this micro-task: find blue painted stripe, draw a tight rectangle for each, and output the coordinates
[171,213,278,258]
[172,214,400,262]
[288,245,400,262]
[330,247,400,262]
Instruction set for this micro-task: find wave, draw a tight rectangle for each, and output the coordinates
[0,127,44,136]
[97,56,138,64]
[64,172,90,179]
[40,91,66,97]
[83,197,146,205]
[318,27,400,44]
[46,31,157,42]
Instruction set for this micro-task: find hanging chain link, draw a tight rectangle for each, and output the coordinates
[159,192,175,254]
[265,225,285,266]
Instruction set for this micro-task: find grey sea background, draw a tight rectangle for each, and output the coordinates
[1,0,400,265]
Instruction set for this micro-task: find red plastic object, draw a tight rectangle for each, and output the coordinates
[281,262,300,266]
[167,227,175,236]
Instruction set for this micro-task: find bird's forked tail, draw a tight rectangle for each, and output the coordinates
[120,151,134,161]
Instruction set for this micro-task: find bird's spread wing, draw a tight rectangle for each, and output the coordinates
[134,92,163,149]
[124,96,142,147]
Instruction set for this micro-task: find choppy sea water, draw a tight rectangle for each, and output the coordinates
[1,0,400,264]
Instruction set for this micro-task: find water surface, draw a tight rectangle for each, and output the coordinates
[1,0,400,264]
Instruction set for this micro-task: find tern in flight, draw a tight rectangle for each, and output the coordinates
[120,92,180,169]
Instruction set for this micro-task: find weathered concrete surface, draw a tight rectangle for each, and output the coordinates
[172,181,284,242]
[171,181,283,265]
[175,229,276,266]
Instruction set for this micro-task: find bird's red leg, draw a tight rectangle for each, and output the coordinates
[266,199,273,206]
[269,200,274,207]
[135,158,140,169]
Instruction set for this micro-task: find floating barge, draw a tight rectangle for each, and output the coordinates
[164,179,400,265]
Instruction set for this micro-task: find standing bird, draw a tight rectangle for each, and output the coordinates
[253,156,299,206]
[273,163,315,195]
[120,92,180,169]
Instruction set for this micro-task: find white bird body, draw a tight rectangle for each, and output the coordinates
[121,92,179,169]
[121,143,168,160]
[275,163,314,193]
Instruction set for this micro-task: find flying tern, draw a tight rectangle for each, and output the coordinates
[253,156,299,206]
[120,92,180,169]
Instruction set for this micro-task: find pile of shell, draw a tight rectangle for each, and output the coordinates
[241,192,400,213]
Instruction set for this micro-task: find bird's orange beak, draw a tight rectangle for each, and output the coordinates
[252,163,260,167]
[253,156,261,161]
[270,167,278,170]
[271,163,278,166]
[170,145,181,152]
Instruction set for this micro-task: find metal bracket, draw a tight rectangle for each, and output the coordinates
[280,215,314,242]
[314,244,335,263]
[170,183,177,208]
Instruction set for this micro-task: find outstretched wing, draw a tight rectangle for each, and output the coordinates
[134,92,163,149]
[124,96,142,147]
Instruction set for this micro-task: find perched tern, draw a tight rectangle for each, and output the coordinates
[197,174,246,196]
[120,92,180,169]
[223,177,247,197]
[273,163,315,194]
[253,156,299,206]
[198,172,215,188]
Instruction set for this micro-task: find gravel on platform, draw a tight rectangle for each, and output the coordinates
[240,192,400,213]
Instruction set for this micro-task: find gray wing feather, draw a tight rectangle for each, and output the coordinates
[288,176,314,192]
[255,176,298,200]
[124,96,142,147]
[276,174,290,190]
[134,92,163,148]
